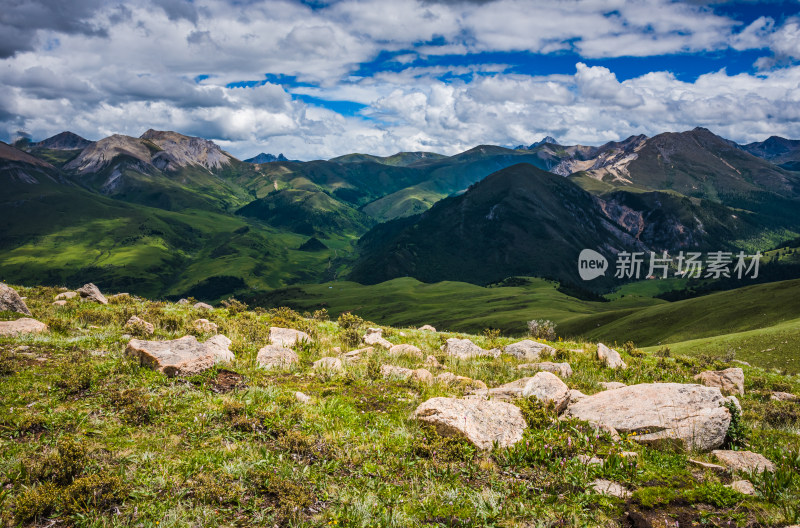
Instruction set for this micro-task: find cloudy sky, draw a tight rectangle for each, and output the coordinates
[1,0,800,160]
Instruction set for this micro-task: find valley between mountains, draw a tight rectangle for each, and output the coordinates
[2,127,800,370]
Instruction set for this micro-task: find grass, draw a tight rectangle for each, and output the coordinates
[2,283,800,526]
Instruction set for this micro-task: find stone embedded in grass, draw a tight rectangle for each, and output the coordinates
[193,302,213,310]
[599,381,627,391]
[564,383,732,451]
[177,298,190,305]
[479,372,570,413]
[256,344,299,369]
[269,327,310,348]
[364,329,392,349]
[436,372,487,390]
[193,319,218,334]
[313,356,343,372]
[727,480,756,495]
[341,347,372,363]
[77,283,108,304]
[694,368,744,396]
[124,315,154,336]
[588,479,631,499]
[418,324,436,332]
[413,397,527,450]
[442,338,500,359]
[0,283,32,315]
[0,317,48,336]
[125,335,230,377]
[517,361,572,378]
[54,291,77,301]
[205,335,234,363]
[294,391,311,404]
[53,300,67,306]
[388,343,423,358]
[771,391,799,402]
[424,355,442,368]
[712,450,775,473]
[596,343,626,369]
[380,364,433,384]
[503,340,556,361]
[689,458,727,474]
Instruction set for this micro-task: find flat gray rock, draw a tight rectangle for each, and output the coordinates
[126,335,227,377]
[712,450,775,473]
[504,340,556,360]
[443,338,499,359]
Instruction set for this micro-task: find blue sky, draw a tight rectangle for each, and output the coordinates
[2,0,800,159]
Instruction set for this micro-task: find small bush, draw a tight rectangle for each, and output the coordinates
[222,297,248,315]
[312,308,329,321]
[517,397,556,429]
[683,482,742,508]
[55,357,94,395]
[28,437,88,485]
[189,472,238,505]
[482,327,501,347]
[411,425,477,462]
[527,319,556,341]
[763,401,800,427]
[724,399,747,448]
[62,472,127,514]
[14,482,60,523]
[654,346,671,358]
[338,312,364,348]
[108,388,160,425]
[269,306,302,329]
[265,477,315,513]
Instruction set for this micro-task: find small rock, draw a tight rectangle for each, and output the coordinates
[732,360,751,367]
[53,300,67,306]
[257,344,299,369]
[576,454,603,465]
[594,423,622,442]
[771,391,799,402]
[331,346,342,354]
[599,381,627,391]
[341,347,373,363]
[269,327,310,348]
[121,334,132,340]
[517,361,572,378]
[694,368,745,396]
[424,355,442,368]
[0,318,48,336]
[442,338,499,359]
[381,364,412,379]
[177,298,190,305]
[504,340,556,360]
[108,293,129,301]
[689,458,727,474]
[364,332,392,349]
[727,480,756,495]
[436,372,487,390]
[77,283,108,304]
[712,450,775,473]
[313,356,343,372]
[126,336,224,377]
[588,479,630,499]
[54,291,77,301]
[418,325,436,332]
[0,283,32,315]
[412,368,434,384]
[620,451,638,458]
[124,315,155,336]
[483,372,570,412]
[193,319,218,334]
[569,389,588,403]
[413,397,527,450]
[597,343,626,369]
[294,391,311,404]
[365,327,383,335]
[193,302,213,310]
[389,343,423,357]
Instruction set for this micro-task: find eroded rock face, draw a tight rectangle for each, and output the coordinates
[694,368,744,396]
[389,343,423,357]
[0,285,30,316]
[443,338,499,359]
[126,336,225,377]
[504,340,555,361]
[483,372,570,412]
[269,327,310,348]
[564,383,731,451]
[712,450,775,473]
[518,362,572,378]
[77,283,108,304]
[597,343,626,369]
[413,397,526,450]
[0,318,48,336]
[256,344,299,369]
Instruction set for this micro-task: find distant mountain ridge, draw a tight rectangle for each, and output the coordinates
[244,152,289,163]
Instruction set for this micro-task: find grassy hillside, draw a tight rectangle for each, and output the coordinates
[2,285,800,527]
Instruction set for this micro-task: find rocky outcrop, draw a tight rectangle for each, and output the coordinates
[77,283,107,304]
[125,336,230,377]
[256,344,299,369]
[0,318,48,336]
[269,327,310,348]
[413,397,527,450]
[712,450,775,473]
[518,362,572,378]
[0,283,31,315]
[442,338,499,359]
[564,383,732,451]
[694,368,744,396]
[504,340,556,360]
[596,343,626,369]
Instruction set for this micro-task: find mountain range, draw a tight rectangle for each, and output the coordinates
[2,126,800,299]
